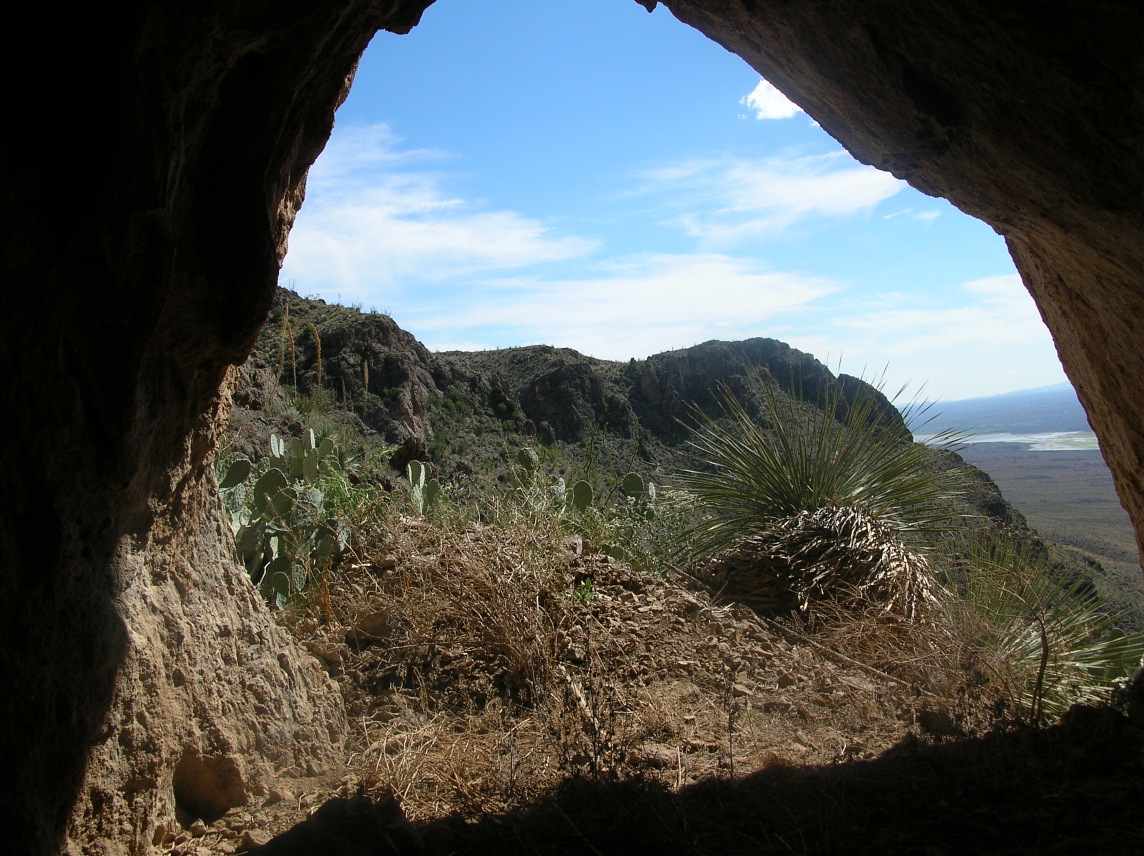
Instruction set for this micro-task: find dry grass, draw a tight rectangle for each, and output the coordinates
[698,505,936,620]
[278,505,1007,833]
[173,502,1144,856]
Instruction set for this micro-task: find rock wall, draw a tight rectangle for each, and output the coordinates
[0,2,434,854]
[64,380,347,854]
[2,0,1142,854]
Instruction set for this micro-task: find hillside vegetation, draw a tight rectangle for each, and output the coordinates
[185,290,1144,855]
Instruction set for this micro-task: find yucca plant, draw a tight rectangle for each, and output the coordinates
[703,505,936,618]
[946,540,1144,724]
[680,375,966,617]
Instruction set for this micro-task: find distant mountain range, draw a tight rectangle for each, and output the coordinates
[916,382,1091,436]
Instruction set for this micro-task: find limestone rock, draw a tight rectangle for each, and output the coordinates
[64,419,346,854]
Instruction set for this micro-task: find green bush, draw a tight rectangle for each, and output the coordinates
[493,446,677,574]
[406,459,444,517]
[678,377,967,617]
[679,378,966,560]
[946,539,1144,724]
[217,429,353,609]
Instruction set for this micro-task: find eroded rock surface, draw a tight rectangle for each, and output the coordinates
[64,387,346,853]
[2,2,434,854]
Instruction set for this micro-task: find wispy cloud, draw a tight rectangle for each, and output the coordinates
[740,79,803,120]
[634,152,905,242]
[409,254,841,360]
[280,124,596,302]
[831,276,1045,350]
[882,207,941,225]
[779,275,1065,400]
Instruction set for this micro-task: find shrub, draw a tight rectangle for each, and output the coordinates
[943,539,1144,724]
[217,430,355,609]
[679,377,966,617]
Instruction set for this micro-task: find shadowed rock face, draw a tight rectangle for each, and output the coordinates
[0,0,1141,853]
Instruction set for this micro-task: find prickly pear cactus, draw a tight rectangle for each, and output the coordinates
[406,460,443,517]
[570,480,594,513]
[216,432,351,609]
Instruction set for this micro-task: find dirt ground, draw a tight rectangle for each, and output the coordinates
[166,518,1144,856]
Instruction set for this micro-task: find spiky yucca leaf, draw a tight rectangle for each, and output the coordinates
[701,505,935,619]
[948,541,1144,724]
[680,378,966,561]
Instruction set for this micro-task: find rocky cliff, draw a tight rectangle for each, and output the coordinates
[244,290,906,464]
[239,290,1026,542]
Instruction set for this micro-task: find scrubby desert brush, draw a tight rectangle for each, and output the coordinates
[680,376,968,618]
[938,539,1144,725]
[216,425,393,613]
[702,504,937,620]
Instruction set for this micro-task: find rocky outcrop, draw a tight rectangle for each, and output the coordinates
[262,293,895,456]
[3,1,1144,854]
[65,399,346,851]
[1,3,435,854]
[261,292,443,462]
[623,338,901,442]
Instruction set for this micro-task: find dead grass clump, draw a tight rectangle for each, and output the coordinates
[798,600,1006,738]
[313,512,648,821]
[268,504,1057,845]
[700,505,936,620]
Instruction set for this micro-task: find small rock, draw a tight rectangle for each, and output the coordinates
[303,641,344,676]
[294,618,319,635]
[346,610,399,647]
[633,744,677,769]
[263,786,294,807]
[152,823,180,846]
[189,820,208,837]
[241,829,272,850]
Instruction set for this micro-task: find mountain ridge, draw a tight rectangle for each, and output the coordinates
[230,290,1039,557]
[243,290,909,481]
[923,382,1090,436]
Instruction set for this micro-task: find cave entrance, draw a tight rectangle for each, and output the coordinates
[280,0,1068,406]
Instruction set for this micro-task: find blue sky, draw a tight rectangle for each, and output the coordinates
[279,0,1069,402]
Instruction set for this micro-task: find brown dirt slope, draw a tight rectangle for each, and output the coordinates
[163,516,1144,856]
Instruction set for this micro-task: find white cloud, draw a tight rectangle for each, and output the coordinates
[781,275,1066,401]
[303,124,445,194]
[280,124,597,303]
[884,208,940,225]
[740,79,803,120]
[409,254,840,361]
[636,152,905,242]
